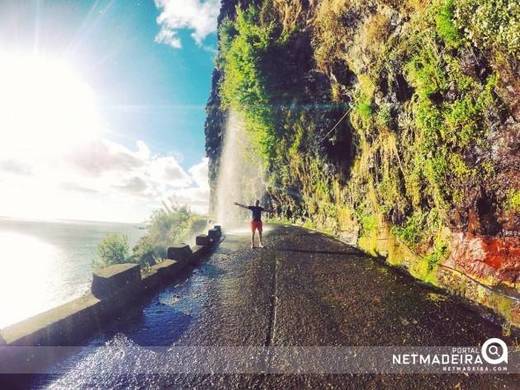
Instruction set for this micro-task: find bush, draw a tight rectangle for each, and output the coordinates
[94,233,130,269]
[424,237,448,271]
[94,206,207,271]
[392,211,427,247]
[132,206,207,266]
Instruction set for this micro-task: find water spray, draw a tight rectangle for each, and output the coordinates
[215,110,265,228]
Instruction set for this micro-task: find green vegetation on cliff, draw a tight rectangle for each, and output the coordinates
[209,0,519,286]
[219,8,275,161]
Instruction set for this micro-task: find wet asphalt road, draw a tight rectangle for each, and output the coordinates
[31,225,518,388]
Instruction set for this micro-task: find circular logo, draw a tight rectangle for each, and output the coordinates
[481,338,508,365]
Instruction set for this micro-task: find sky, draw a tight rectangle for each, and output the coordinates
[0,0,221,223]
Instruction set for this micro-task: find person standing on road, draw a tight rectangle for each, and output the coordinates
[234,200,272,248]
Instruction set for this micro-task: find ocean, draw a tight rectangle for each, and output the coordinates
[0,217,145,329]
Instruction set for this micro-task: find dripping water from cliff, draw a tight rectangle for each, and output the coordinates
[215,110,265,228]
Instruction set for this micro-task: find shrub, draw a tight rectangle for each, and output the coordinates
[133,206,207,263]
[405,42,447,98]
[130,237,157,268]
[376,103,392,128]
[423,236,449,275]
[360,213,378,236]
[403,18,499,219]
[312,0,350,70]
[94,233,130,269]
[392,211,427,247]
[94,206,207,271]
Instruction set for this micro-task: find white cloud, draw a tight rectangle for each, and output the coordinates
[171,158,210,214]
[0,159,33,176]
[188,157,209,189]
[167,186,210,214]
[154,28,182,49]
[115,176,150,196]
[68,139,144,176]
[149,155,192,186]
[154,0,220,48]
[60,182,99,194]
[0,137,210,222]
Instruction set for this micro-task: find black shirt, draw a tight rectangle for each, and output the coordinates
[248,206,264,221]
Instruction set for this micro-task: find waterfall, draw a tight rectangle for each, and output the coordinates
[215,110,265,228]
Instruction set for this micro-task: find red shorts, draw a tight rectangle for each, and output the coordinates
[251,220,263,232]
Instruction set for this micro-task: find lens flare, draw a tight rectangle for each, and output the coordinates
[0,53,102,158]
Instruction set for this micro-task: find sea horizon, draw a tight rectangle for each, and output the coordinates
[0,214,147,226]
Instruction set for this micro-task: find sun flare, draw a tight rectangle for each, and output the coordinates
[0,53,102,157]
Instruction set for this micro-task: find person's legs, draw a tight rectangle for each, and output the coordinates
[258,222,264,248]
[250,221,256,248]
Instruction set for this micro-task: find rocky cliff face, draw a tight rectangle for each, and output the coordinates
[205,0,519,326]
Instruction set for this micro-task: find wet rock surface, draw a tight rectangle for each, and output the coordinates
[447,232,520,285]
[30,226,517,388]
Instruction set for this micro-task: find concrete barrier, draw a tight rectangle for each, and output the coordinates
[196,234,210,246]
[1,294,102,346]
[141,267,162,292]
[155,259,187,280]
[192,244,207,259]
[141,259,192,293]
[91,263,142,298]
[208,228,220,242]
[167,244,193,265]
[0,225,223,349]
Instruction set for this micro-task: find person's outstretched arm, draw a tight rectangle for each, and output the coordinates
[234,202,249,209]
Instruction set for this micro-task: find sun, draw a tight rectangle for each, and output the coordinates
[0,52,102,157]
